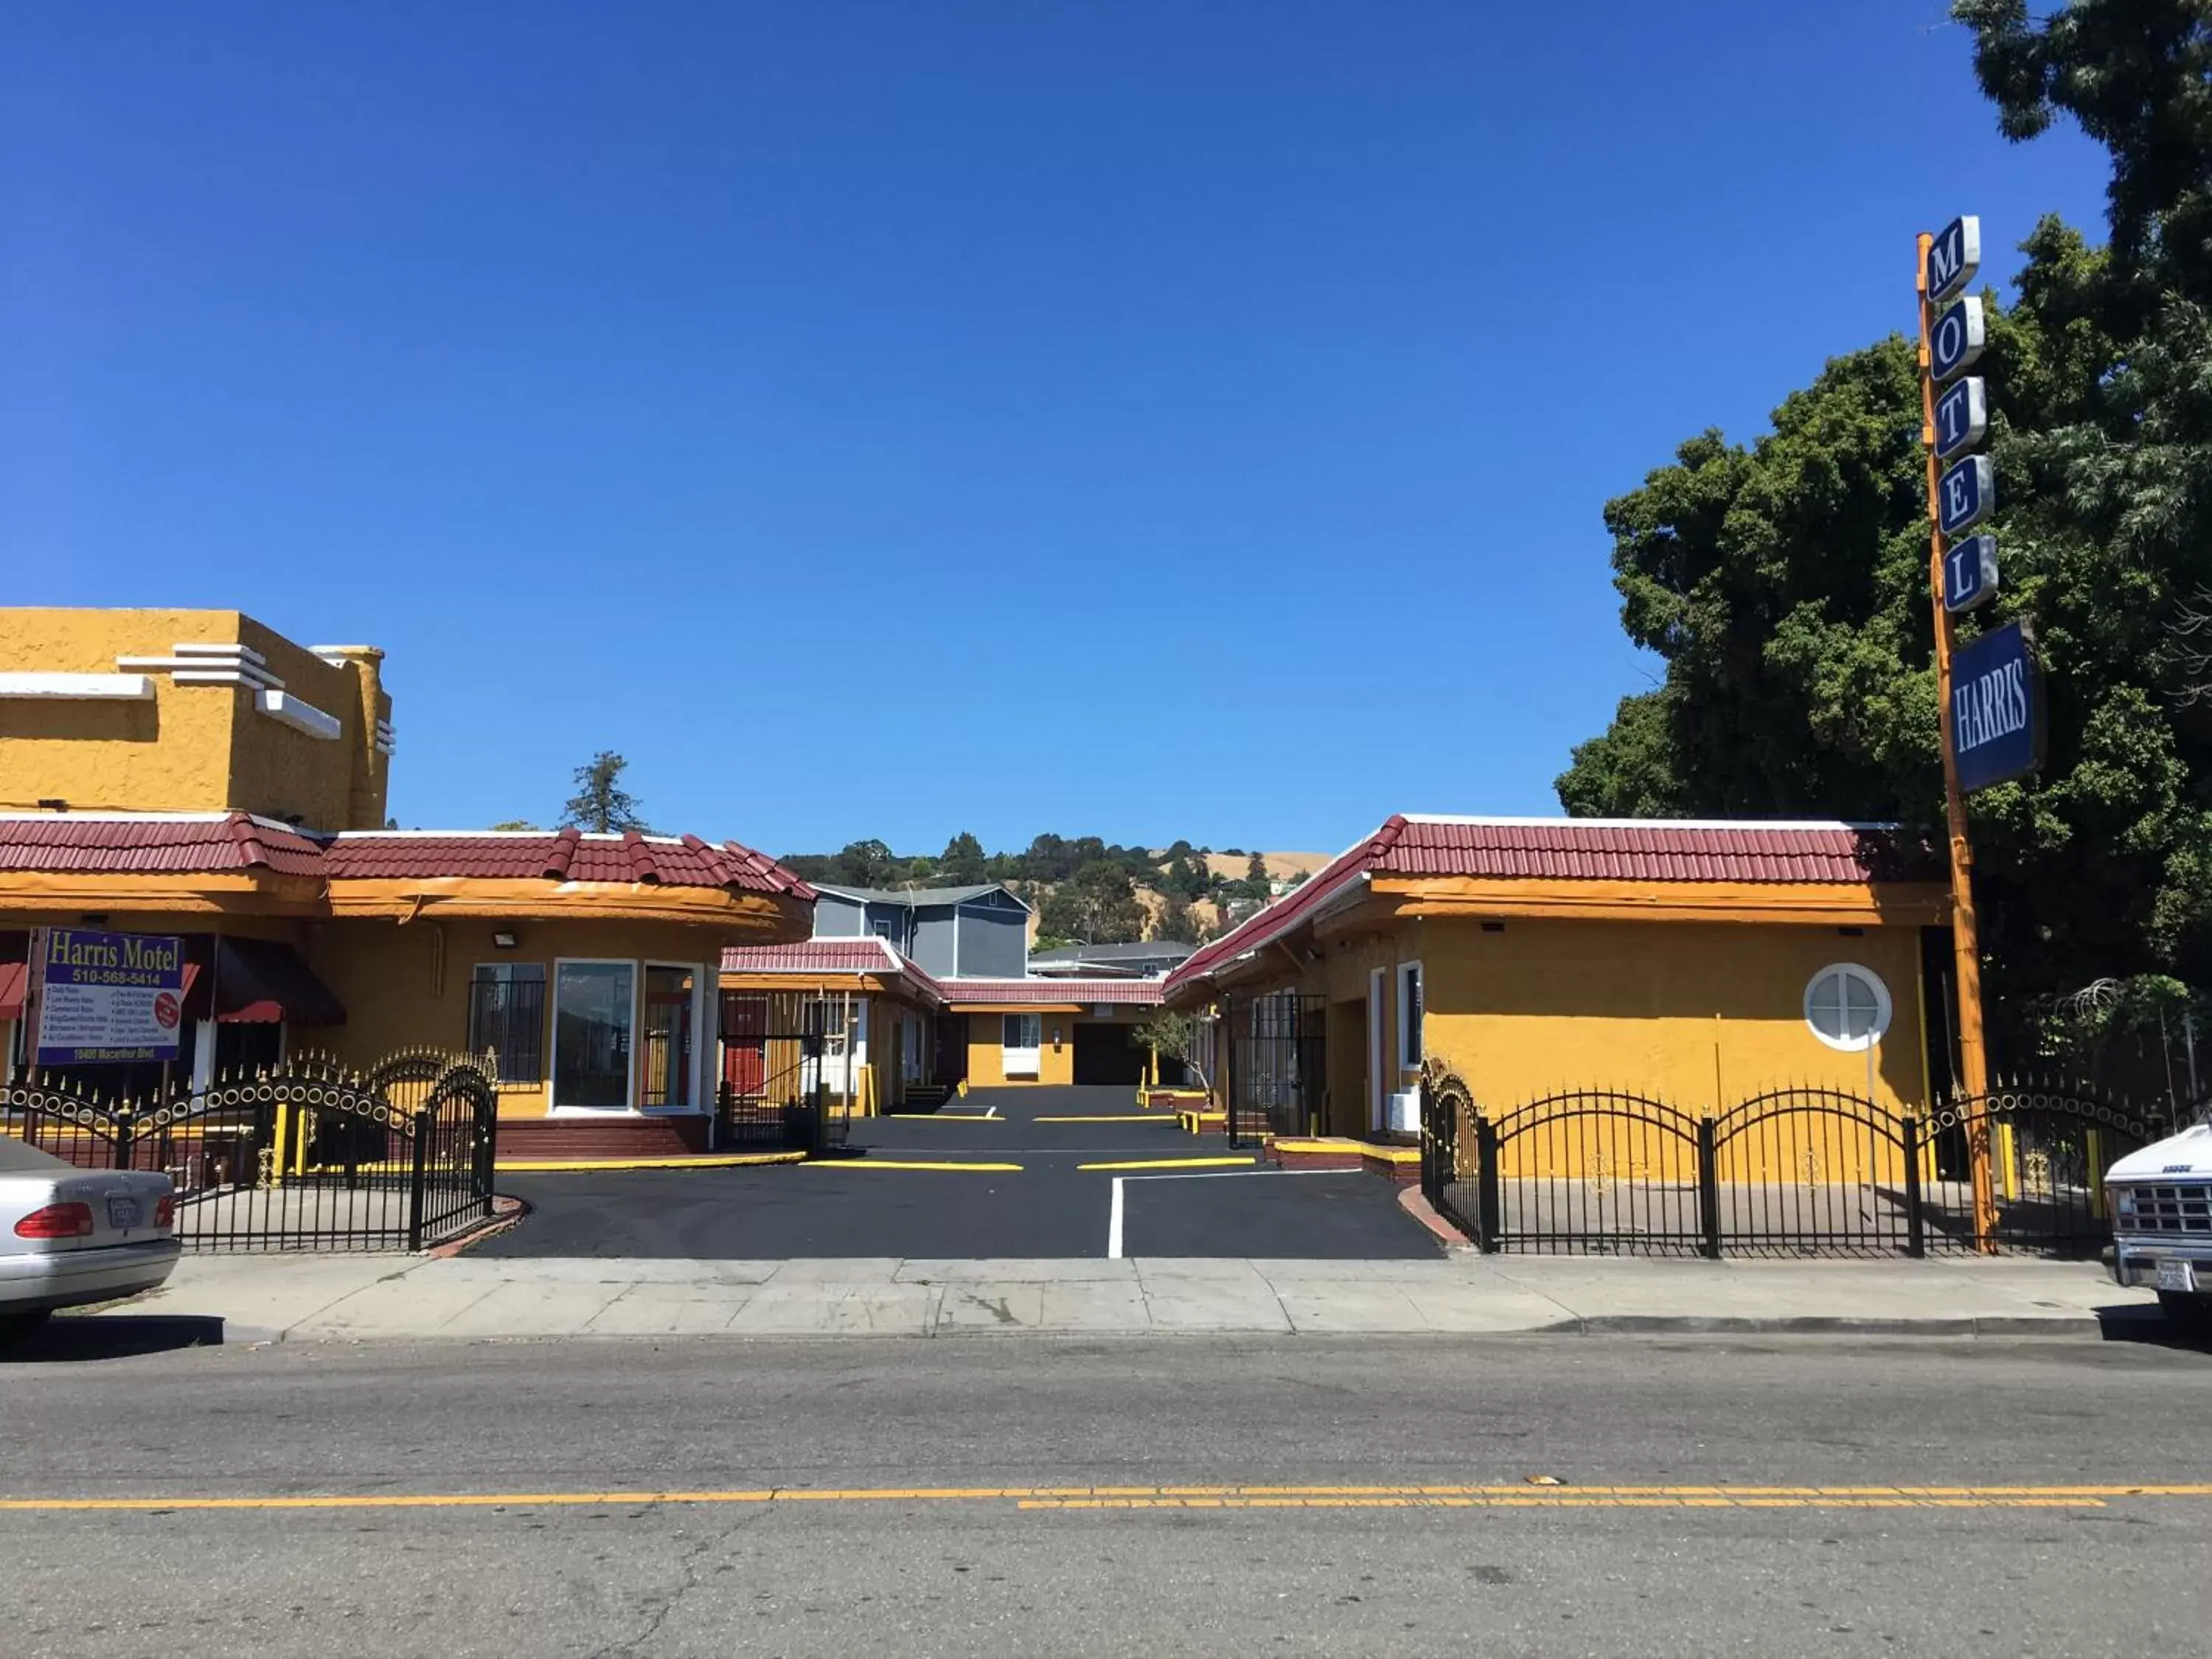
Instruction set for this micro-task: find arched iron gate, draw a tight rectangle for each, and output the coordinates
[1,1052,497,1251]
[1421,1075,2167,1258]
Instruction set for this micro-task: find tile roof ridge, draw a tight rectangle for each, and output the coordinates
[1397,813,1899,832]
[220,811,275,870]
[331,827,552,839]
[542,826,582,882]
[723,839,815,900]
[0,810,241,824]
[621,830,660,884]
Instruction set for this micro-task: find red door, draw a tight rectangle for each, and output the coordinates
[720,992,767,1096]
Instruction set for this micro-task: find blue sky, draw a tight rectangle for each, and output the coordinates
[1,2,2111,858]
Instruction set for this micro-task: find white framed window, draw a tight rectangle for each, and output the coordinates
[1397,960,1424,1071]
[552,959,637,1111]
[1002,1012,1042,1077]
[1804,963,1892,1052]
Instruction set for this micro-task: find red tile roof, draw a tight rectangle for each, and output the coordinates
[939,976,1164,1006]
[1168,815,1935,994]
[0,813,326,877]
[720,937,947,1006]
[0,814,813,898]
[324,828,812,896]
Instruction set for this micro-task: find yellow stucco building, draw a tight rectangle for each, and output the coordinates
[1166,814,1951,1152]
[1,608,814,1158]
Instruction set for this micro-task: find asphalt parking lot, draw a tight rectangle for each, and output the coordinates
[480,1085,1442,1260]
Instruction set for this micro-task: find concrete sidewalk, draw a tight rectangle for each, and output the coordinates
[78,1251,2163,1343]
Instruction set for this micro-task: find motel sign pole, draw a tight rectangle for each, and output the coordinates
[1918,226,2000,1248]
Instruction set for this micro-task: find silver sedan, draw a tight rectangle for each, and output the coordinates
[1,1132,180,1336]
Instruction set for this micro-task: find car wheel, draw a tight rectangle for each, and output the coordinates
[2156,1290,2212,1338]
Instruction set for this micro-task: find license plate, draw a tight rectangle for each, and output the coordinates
[106,1196,140,1231]
[2155,1259,2197,1293]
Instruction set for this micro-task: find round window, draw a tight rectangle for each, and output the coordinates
[1804,964,1891,1051]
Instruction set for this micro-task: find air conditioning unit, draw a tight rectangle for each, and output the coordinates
[1386,1090,1422,1135]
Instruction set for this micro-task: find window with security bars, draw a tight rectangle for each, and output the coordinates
[468,963,548,1083]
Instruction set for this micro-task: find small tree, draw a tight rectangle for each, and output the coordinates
[1157,891,1198,943]
[1133,1009,1211,1092]
[560,752,647,834]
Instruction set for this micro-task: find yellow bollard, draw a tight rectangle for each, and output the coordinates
[1997,1120,2020,1201]
[2086,1128,2107,1218]
[268,1100,290,1190]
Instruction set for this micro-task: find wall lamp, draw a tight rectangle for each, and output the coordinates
[493,931,520,950]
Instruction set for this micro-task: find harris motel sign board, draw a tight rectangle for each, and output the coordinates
[31,928,187,1065]
[1925,214,2040,794]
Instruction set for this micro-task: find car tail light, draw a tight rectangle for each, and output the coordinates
[154,1194,175,1230]
[14,1201,96,1239]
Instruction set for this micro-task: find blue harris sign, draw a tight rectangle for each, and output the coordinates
[1925,215,1981,305]
[1938,454,1994,536]
[1930,296,1986,382]
[1950,619,2042,793]
[1933,376,1986,460]
[1943,535,1999,613]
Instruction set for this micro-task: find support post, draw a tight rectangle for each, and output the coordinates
[406,1107,431,1251]
[1474,1113,1502,1253]
[1696,1116,1722,1260]
[1222,996,1240,1150]
[1902,1114,1926,1258]
[1918,229,1999,1251]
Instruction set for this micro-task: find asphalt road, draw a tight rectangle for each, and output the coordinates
[5,1333,2209,1657]
[483,1085,1441,1259]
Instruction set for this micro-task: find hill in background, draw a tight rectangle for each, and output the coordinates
[776,834,1329,947]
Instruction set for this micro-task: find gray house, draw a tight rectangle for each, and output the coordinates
[811,883,1032,980]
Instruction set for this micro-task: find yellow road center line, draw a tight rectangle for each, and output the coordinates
[1077,1155,1257,1172]
[7,1483,2205,1514]
[806,1160,1024,1172]
[1033,1116,1179,1123]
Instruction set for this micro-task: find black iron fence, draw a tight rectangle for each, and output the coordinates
[1420,1074,2167,1259]
[715,996,839,1153]
[1227,992,1326,1146]
[1,1051,497,1251]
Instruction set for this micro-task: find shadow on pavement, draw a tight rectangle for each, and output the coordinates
[1,1315,231,1363]
[2094,1302,2211,1351]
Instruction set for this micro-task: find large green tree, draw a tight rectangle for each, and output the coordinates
[1559,0,2212,1005]
[560,751,647,835]
[1037,859,1148,945]
[938,831,987,885]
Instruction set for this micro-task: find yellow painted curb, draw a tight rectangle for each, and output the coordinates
[1076,1155,1256,1172]
[495,1151,807,1173]
[810,1160,1025,1172]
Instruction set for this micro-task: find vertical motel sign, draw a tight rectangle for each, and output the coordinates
[1919,213,2019,1253]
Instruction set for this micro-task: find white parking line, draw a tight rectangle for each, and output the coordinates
[1105,1168,1362,1259]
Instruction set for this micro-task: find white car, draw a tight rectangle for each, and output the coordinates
[2107,1121,2212,1335]
[0,1133,181,1336]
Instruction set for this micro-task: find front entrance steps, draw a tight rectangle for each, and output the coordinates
[498,1115,712,1164]
[1268,1136,1423,1184]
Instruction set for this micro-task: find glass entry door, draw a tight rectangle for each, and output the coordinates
[642,965,696,1111]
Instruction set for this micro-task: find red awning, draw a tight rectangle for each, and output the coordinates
[209,936,345,1027]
